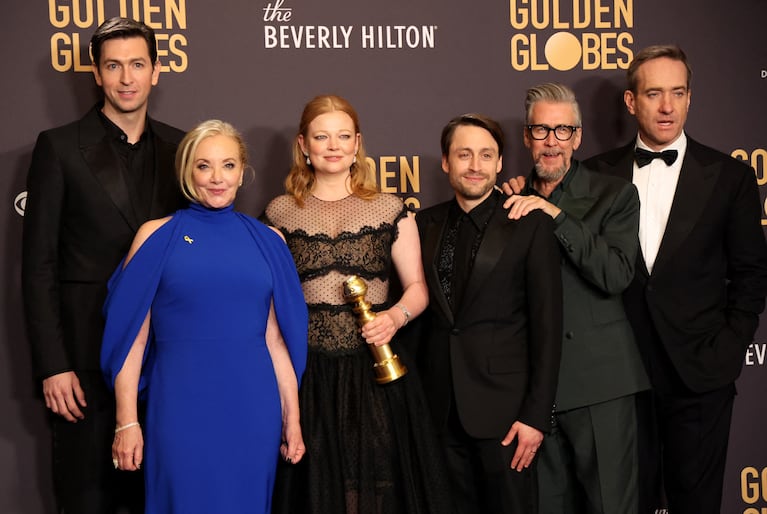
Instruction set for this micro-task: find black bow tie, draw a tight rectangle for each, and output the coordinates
[635,147,678,167]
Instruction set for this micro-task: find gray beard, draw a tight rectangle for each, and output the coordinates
[534,161,567,183]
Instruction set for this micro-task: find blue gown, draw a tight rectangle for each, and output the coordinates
[101,203,307,514]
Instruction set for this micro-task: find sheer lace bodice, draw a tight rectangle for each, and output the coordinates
[265,193,407,353]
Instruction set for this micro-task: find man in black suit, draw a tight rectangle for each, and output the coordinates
[22,17,185,513]
[414,113,563,513]
[583,45,767,514]
[504,83,649,514]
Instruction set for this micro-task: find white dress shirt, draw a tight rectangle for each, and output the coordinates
[632,133,687,274]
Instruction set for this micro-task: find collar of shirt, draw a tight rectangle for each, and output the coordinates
[448,188,501,230]
[97,108,151,148]
[468,188,501,230]
[635,132,687,173]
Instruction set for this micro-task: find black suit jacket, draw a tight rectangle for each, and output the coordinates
[584,136,767,393]
[415,194,563,438]
[22,104,185,380]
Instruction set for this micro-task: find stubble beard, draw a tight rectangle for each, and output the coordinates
[453,174,494,201]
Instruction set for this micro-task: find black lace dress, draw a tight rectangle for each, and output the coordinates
[265,193,451,514]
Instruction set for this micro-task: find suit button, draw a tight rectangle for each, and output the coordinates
[451,329,460,335]
[565,331,574,339]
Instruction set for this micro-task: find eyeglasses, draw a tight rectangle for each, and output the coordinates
[526,124,580,141]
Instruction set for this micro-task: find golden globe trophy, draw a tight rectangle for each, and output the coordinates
[342,275,408,384]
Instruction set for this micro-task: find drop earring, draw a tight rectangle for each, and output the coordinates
[305,154,311,166]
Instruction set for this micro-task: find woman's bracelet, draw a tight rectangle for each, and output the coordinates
[394,303,411,326]
[115,422,140,434]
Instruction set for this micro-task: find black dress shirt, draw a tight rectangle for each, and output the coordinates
[98,110,156,222]
[440,189,502,312]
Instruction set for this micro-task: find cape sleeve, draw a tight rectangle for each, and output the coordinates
[100,214,184,392]
[237,213,308,385]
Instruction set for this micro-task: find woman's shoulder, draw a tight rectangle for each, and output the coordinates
[367,192,407,221]
[138,215,174,235]
[266,194,297,209]
[264,194,299,221]
[235,211,286,242]
[363,191,404,210]
[126,215,175,264]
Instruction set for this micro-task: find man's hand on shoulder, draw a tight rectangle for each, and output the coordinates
[504,195,561,220]
[42,371,86,422]
[500,175,561,220]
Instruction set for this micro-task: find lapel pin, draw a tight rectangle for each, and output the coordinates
[184,235,194,244]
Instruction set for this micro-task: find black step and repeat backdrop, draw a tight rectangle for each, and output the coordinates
[1,1,765,512]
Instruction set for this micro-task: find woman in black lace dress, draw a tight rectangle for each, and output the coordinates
[265,95,451,514]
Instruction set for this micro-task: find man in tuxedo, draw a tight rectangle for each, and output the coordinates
[503,83,649,514]
[583,45,767,514]
[414,113,563,513]
[22,17,185,513]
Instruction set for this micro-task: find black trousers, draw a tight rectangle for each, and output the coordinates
[49,371,144,514]
[440,403,537,514]
[637,385,734,514]
[631,297,736,514]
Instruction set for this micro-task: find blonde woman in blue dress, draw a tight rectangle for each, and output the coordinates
[101,120,308,514]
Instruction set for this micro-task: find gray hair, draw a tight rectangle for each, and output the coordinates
[524,83,582,127]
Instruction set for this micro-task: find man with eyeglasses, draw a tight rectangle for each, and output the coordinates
[503,82,649,514]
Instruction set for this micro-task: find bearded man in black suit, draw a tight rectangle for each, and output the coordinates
[22,17,185,513]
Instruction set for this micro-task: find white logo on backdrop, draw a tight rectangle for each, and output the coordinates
[262,0,437,50]
[745,343,766,366]
[264,0,292,21]
[15,191,26,216]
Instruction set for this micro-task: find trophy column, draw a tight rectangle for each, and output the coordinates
[342,275,408,384]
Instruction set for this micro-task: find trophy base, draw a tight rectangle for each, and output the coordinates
[373,356,408,384]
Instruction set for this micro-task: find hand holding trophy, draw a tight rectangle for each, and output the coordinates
[343,275,408,384]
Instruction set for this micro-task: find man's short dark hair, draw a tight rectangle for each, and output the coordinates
[441,114,505,157]
[627,45,692,93]
[90,17,158,66]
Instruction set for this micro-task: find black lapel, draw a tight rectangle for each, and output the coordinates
[612,144,636,183]
[421,207,455,325]
[555,166,598,221]
[457,207,509,315]
[149,124,180,218]
[652,140,719,272]
[79,108,139,230]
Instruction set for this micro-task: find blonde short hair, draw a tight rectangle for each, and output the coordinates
[176,120,248,204]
